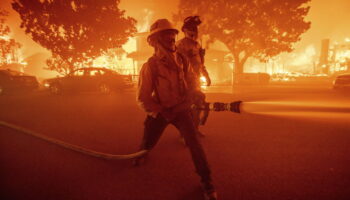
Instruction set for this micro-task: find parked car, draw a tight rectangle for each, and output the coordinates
[0,69,39,95]
[333,74,350,90]
[43,68,134,94]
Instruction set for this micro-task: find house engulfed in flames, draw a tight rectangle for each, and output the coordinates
[328,39,350,74]
[92,37,138,77]
[0,35,27,72]
[91,33,153,82]
[126,32,153,77]
[318,38,350,75]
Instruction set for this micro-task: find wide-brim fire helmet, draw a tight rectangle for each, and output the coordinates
[147,19,178,46]
[181,16,202,32]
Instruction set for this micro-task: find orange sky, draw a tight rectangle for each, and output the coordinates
[1,0,349,58]
[297,0,350,50]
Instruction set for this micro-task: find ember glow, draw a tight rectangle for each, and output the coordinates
[0,35,10,41]
[200,75,208,89]
[92,37,137,75]
[1,1,350,200]
[0,35,27,72]
[91,8,153,76]
[1,0,349,81]
[200,76,207,85]
[328,39,350,73]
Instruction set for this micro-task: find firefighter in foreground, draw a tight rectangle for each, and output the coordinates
[135,18,217,200]
[177,16,211,137]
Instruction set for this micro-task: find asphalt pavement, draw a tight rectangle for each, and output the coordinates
[1,85,350,200]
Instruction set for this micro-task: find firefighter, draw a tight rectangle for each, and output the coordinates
[176,16,211,137]
[135,18,217,200]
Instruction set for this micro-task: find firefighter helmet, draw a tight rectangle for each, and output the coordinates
[182,16,202,32]
[148,19,178,38]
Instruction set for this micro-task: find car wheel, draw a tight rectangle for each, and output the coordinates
[49,84,61,95]
[99,83,111,95]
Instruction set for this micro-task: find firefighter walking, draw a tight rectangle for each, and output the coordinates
[177,16,211,137]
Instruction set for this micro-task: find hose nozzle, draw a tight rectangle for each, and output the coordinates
[194,101,242,114]
[229,101,242,113]
[211,101,242,113]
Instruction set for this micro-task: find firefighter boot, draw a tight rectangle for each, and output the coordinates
[202,181,217,200]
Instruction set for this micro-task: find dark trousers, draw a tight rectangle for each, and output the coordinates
[140,111,212,183]
[192,108,202,131]
[192,90,206,131]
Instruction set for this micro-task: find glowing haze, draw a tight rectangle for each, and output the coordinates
[1,0,349,77]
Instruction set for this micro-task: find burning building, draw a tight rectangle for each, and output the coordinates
[328,39,350,74]
[316,38,350,75]
[0,35,27,72]
[126,32,153,76]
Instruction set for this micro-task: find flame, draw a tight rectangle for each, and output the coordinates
[92,6,154,75]
[91,7,154,76]
[331,39,350,73]
[0,34,26,72]
[92,55,135,75]
[92,37,137,75]
[122,37,137,53]
[137,9,154,32]
[0,35,10,41]
[200,76,207,84]
[200,76,208,89]
[289,45,316,67]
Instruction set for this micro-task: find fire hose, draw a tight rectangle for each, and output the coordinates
[0,120,148,160]
[0,101,242,160]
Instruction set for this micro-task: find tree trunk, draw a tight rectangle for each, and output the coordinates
[231,50,250,86]
[233,58,244,85]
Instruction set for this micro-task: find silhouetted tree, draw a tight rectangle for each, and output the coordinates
[174,0,311,81]
[12,0,136,74]
[46,54,72,75]
[0,8,21,65]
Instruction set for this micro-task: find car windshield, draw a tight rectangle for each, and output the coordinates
[69,68,121,76]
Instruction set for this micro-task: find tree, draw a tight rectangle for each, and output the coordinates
[46,54,72,76]
[12,0,136,74]
[174,0,311,81]
[0,8,21,65]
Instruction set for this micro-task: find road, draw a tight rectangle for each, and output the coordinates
[1,85,350,200]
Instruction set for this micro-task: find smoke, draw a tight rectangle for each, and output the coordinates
[0,0,50,57]
[120,0,178,27]
[2,0,350,75]
[289,45,316,69]
[296,0,350,52]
